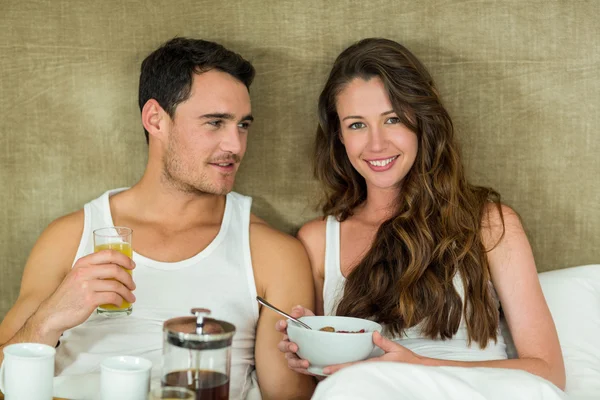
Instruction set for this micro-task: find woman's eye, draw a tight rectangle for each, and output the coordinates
[385,117,401,124]
[348,122,366,130]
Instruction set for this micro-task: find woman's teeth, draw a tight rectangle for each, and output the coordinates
[367,156,397,167]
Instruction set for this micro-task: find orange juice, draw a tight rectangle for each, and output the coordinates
[95,242,133,311]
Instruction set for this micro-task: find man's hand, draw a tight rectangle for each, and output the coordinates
[35,250,136,336]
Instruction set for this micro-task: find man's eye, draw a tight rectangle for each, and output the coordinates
[385,117,401,124]
[348,122,366,130]
[208,120,223,127]
[238,122,251,130]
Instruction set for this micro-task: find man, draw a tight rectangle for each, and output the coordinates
[0,37,315,400]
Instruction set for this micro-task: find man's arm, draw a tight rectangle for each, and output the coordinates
[0,212,83,362]
[0,210,136,366]
[296,218,327,316]
[251,220,316,400]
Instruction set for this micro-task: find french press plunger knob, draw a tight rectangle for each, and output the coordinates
[191,308,211,334]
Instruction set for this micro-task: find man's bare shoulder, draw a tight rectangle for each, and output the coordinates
[249,213,269,226]
[249,214,314,307]
[15,208,85,302]
[27,209,85,273]
[49,209,84,230]
[248,214,312,286]
[249,213,304,253]
[39,209,85,246]
[295,217,327,278]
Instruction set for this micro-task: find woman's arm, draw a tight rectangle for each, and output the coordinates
[326,204,565,390]
[471,203,565,389]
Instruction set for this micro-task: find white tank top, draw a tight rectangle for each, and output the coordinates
[55,188,261,400]
[323,216,508,361]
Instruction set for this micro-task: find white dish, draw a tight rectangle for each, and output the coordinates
[287,315,382,372]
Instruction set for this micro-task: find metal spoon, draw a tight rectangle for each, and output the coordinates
[256,296,312,330]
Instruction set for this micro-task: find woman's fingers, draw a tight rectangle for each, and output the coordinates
[285,352,310,369]
[275,319,288,333]
[277,339,298,354]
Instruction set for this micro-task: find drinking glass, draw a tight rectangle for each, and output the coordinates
[93,226,133,316]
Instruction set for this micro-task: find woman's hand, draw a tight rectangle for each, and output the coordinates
[275,305,316,375]
[323,331,424,375]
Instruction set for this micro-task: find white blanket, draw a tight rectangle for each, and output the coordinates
[311,362,567,400]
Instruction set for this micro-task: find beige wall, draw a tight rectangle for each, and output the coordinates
[1,0,599,319]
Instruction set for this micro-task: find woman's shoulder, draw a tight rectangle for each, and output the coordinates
[297,216,329,248]
[480,202,524,250]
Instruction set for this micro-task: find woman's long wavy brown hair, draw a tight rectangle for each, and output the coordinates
[315,38,504,347]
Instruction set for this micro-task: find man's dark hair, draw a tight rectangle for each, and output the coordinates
[138,37,255,143]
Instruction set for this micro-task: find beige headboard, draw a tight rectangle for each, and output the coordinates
[1,0,598,319]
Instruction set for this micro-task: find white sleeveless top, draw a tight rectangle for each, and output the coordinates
[323,216,508,361]
[54,188,261,400]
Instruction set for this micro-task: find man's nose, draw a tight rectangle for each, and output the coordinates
[221,125,243,155]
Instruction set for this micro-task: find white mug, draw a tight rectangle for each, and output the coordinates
[0,343,55,400]
[100,355,152,400]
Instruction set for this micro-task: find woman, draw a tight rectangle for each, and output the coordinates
[276,38,565,393]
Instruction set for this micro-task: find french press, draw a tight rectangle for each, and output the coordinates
[162,308,236,400]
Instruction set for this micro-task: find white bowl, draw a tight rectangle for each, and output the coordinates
[287,316,382,376]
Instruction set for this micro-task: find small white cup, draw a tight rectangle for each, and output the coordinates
[0,343,56,400]
[100,355,152,400]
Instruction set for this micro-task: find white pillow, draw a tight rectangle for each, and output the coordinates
[538,264,600,400]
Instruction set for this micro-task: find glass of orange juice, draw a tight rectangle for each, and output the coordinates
[93,226,133,316]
